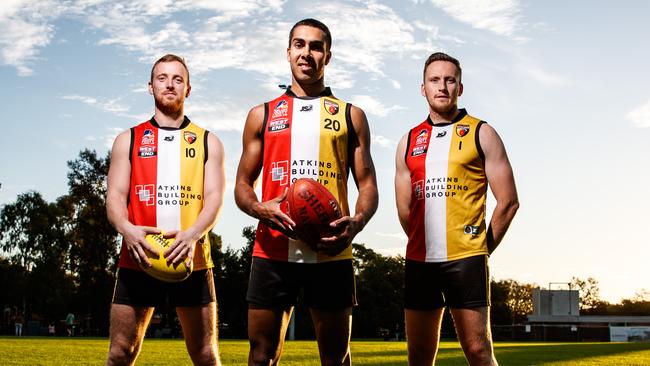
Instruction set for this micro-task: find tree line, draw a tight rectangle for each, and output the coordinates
[1,149,649,337]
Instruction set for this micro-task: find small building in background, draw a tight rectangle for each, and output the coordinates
[525,287,650,342]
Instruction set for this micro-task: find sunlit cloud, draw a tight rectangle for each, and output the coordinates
[428,0,523,39]
[627,99,650,128]
[350,95,405,117]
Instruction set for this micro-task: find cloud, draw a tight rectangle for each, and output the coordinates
[519,64,569,87]
[371,134,396,149]
[350,95,404,117]
[85,126,124,150]
[429,0,522,38]
[375,231,407,240]
[186,98,249,132]
[627,99,650,128]
[1,0,434,93]
[0,0,63,76]
[61,94,149,121]
[76,0,429,91]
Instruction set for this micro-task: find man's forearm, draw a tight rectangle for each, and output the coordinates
[353,185,378,229]
[234,182,261,219]
[487,200,519,254]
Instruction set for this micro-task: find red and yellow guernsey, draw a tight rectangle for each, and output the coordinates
[118,117,213,271]
[255,87,354,263]
[405,109,488,263]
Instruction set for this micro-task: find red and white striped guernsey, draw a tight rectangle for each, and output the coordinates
[405,109,488,263]
[254,87,354,263]
[118,117,213,271]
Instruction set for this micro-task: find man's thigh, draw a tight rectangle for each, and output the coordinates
[176,303,218,358]
[450,307,497,365]
[310,307,353,362]
[405,308,445,358]
[108,303,154,347]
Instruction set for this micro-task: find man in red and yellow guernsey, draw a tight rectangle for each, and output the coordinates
[395,53,519,366]
[105,54,225,365]
[235,19,378,366]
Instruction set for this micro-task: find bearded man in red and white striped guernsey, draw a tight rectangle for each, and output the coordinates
[106,54,225,365]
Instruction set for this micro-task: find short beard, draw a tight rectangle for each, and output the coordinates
[155,95,183,117]
[431,103,456,115]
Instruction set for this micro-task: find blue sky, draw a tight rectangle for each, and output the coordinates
[1,0,649,303]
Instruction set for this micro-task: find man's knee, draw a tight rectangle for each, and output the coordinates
[319,352,350,366]
[463,338,496,365]
[106,341,141,366]
[186,341,218,366]
[248,337,281,366]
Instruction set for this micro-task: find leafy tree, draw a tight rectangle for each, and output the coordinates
[570,277,602,311]
[212,226,256,338]
[0,192,69,271]
[491,279,534,324]
[65,149,117,334]
[490,279,513,325]
[0,192,74,322]
[352,243,404,338]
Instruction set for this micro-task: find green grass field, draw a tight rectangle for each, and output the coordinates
[1,337,649,365]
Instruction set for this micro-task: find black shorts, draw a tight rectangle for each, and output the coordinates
[405,255,489,310]
[112,267,216,308]
[246,257,357,310]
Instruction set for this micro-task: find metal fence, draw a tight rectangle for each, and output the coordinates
[492,324,611,342]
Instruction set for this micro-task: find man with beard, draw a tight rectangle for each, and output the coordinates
[394,52,519,366]
[106,54,225,365]
[235,19,378,365]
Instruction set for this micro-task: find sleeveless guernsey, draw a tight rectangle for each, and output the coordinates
[405,109,488,262]
[118,117,213,271]
[254,87,355,263]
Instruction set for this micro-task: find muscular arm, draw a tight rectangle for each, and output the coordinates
[106,130,158,266]
[321,105,378,254]
[348,105,379,228]
[234,105,295,231]
[394,134,411,234]
[480,123,519,254]
[164,132,226,264]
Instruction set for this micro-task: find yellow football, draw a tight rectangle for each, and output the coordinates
[139,232,193,282]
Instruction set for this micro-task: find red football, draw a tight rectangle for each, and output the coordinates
[283,178,343,245]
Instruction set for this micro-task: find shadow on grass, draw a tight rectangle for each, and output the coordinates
[349,341,650,366]
[494,342,650,365]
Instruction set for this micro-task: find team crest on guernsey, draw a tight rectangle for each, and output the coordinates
[184,131,197,144]
[272,100,289,118]
[324,100,339,115]
[141,129,155,145]
[456,124,470,137]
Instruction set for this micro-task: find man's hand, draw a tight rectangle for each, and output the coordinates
[317,214,365,256]
[121,225,161,267]
[163,230,199,266]
[253,188,297,238]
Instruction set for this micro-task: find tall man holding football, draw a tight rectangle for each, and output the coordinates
[106,54,225,365]
[394,52,519,365]
[235,18,378,366]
